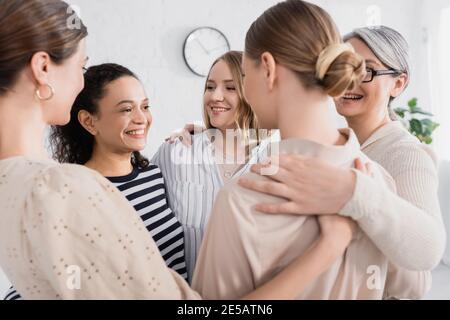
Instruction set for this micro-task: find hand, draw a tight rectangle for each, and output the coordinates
[164,123,206,146]
[354,158,374,177]
[238,155,372,215]
[318,215,357,252]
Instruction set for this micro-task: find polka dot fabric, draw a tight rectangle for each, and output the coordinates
[0,157,199,300]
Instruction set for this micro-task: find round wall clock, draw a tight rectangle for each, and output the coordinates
[183,27,231,77]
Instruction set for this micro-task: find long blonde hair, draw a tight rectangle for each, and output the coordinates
[203,51,263,146]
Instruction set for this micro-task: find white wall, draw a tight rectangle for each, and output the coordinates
[0,0,434,297]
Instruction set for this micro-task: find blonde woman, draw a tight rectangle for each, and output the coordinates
[192,0,401,300]
[152,51,273,282]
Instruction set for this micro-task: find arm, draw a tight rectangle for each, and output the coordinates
[384,263,431,300]
[239,152,446,271]
[341,153,445,271]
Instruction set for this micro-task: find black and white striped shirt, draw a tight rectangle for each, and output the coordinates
[3,164,187,300]
[107,164,187,277]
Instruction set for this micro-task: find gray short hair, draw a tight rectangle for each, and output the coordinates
[344,26,410,119]
[344,25,410,77]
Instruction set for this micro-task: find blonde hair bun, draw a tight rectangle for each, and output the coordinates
[316,43,366,97]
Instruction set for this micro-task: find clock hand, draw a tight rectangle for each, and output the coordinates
[208,44,229,52]
[195,38,210,55]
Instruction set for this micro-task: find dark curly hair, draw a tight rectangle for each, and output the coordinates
[50,63,150,169]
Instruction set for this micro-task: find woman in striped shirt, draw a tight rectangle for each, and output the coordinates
[4,63,187,300]
[152,51,275,282]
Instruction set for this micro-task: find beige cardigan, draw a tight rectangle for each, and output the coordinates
[355,121,446,299]
[0,157,199,300]
[341,121,445,271]
[192,129,398,299]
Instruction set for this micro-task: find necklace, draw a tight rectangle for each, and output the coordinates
[211,137,249,181]
[217,152,248,180]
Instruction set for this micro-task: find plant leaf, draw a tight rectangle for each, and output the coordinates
[394,108,407,118]
[410,109,434,116]
[408,98,418,109]
[410,118,423,135]
[422,136,433,144]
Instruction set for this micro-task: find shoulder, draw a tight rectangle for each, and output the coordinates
[216,172,285,218]
[36,163,111,190]
[374,124,436,165]
[133,164,166,184]
[27,163,125,209]
[383,139,438,173]
[3,159,108,190]
[155,132,205,151]
[24,163,139,229]
[152,135,201,164]
[365,136,438,192]
[139,163,162,175]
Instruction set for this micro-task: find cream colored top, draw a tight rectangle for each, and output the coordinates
[192,129,398,300]
[341,122,445,272]
[0,157,199,300]
[356,121,446,299]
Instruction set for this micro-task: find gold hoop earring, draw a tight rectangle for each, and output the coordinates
[35,84,55,101]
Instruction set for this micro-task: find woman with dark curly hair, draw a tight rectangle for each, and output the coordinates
[53,63,187,277]
[50,64,151,171]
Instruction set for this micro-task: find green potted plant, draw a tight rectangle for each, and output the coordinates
[394,98,440,144]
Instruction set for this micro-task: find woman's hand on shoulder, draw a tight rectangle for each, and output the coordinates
[238,155,373,215]
[165,123,207,146]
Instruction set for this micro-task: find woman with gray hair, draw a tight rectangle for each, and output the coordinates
[239,25,446,299]
[340,25,411,141]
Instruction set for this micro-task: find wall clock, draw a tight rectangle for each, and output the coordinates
[183,27,230,77]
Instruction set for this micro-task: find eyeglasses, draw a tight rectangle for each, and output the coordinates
[363,67,401,83]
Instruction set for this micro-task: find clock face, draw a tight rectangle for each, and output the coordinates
[183,27,231,77]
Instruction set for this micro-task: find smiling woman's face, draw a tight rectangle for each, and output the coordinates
[203,59,239,131]
[335,37,401,120]
[91,76,152,153]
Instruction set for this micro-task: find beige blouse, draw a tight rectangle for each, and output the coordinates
[192,129,398,300]
[0,156,200,300]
